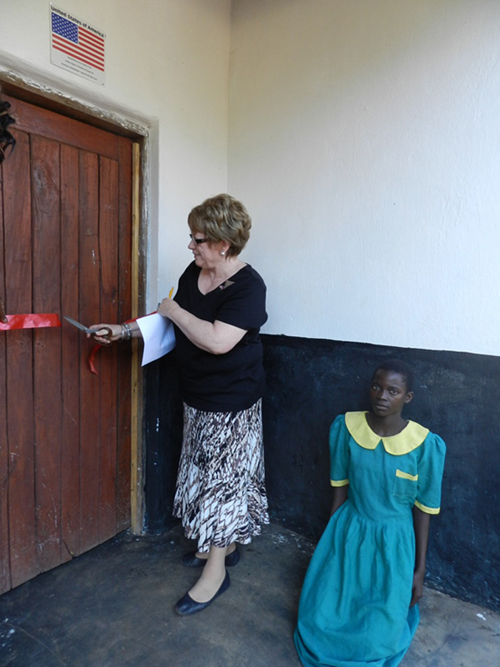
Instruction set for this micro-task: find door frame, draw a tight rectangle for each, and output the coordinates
[0,74,151,535]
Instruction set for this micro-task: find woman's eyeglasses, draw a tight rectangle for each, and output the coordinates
[189,234,209,245]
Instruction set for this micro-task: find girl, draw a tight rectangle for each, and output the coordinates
[294,360,446,667]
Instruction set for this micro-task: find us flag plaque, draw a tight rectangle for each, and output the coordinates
[50,5,106,85]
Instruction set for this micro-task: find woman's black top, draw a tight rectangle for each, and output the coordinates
[173,261,268,412]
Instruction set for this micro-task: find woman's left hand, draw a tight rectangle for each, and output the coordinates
[157,291,247,354]
[157,297,178,318]
[410,570,425,607]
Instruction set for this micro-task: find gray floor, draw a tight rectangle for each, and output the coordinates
[1,523,499,666]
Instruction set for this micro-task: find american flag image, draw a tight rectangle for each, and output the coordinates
[51,11,105,72]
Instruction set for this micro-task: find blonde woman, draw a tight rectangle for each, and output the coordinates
[93,194,269,616]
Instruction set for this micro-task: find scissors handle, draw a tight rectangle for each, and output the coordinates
[91,326,114,342]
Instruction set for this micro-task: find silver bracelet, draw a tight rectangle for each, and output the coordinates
[121,322,132,341]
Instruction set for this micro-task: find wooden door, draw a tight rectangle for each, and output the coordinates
[0,95,134,594]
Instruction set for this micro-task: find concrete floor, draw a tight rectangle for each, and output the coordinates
[1,523,499,667]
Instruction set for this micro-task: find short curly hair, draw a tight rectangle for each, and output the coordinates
[0,100,16,164]
[372,359,415,392]
[188,193,252,258]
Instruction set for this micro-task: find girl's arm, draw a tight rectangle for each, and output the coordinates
[410,506,431,606]
[330,485,349,516]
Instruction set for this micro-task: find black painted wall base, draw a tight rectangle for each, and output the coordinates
[144,334,500,612]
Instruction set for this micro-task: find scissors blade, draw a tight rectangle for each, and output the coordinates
[64,315,96,334]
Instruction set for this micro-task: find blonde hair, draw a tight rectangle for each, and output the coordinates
[188,193,251,258]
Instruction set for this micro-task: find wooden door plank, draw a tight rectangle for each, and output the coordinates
[117,137,133,531]
[3,130,38,588]
[3,95,121,160]
[78,150,101,553]
[129,142,142,534]
[97,156,119,542]
[60,145,81,559]
[0,166,11,594]
[31,135,63,573]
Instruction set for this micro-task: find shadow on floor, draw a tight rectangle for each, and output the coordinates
[1,523,499,666]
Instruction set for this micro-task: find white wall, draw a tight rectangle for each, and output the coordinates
[229,0,500,356]
[2,0,499,357]
[0,0,231,308]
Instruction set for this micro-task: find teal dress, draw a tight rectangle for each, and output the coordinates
[294,412,446,667]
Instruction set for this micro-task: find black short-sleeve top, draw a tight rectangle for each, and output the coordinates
[173,261,268,412]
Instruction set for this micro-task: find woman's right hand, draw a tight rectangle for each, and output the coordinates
[87,323,123,345]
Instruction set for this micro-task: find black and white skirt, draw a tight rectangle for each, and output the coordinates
[173,399,269,553]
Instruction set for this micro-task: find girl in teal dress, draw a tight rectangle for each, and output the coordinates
[294,360,446,667]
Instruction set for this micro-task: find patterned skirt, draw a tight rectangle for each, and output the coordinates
[173,399,269,553]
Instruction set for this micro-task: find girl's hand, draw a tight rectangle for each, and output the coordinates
[410,570,425,607]
[87,323,123,345]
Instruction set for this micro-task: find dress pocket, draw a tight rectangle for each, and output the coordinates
[392,469,418,499]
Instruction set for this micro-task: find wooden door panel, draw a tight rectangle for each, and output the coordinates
[9,96,121,160]
[0,169,9,592]
[98,156,119,544]
[60,144,82,560]
[78,150,102,554]
[3,131,39,589]
[116,138,133,532]
[32,134,64,573]
[0,95,133,593]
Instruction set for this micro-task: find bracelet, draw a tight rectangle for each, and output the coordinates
[121,322,132,341]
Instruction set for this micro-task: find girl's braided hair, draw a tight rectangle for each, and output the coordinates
[0,100,16,164]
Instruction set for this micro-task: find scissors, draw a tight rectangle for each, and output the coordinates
[64,316,114,343]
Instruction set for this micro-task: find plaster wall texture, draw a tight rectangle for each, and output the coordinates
[229,0,500,356]
[2,0,499,358]
[0,0,231,308]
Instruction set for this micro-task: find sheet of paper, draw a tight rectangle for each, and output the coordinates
[136,313,176,366]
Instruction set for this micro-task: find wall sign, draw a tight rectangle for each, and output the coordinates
[50,5,106,85]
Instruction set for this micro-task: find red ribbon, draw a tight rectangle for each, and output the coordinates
[89,344,101,375]
[88,316,139,376]
[87,313,158,375]
[0,313,62,330]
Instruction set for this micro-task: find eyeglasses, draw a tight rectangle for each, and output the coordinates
[189,234,209,245]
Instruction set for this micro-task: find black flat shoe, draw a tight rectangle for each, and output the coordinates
[174,570,231,616]
[181,547,240,568]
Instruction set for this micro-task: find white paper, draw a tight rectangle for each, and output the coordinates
[136,313,176,366]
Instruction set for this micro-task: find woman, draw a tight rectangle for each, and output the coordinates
[92,194,269,616]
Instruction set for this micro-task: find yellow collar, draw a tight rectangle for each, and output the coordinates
[345,411,429,456]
